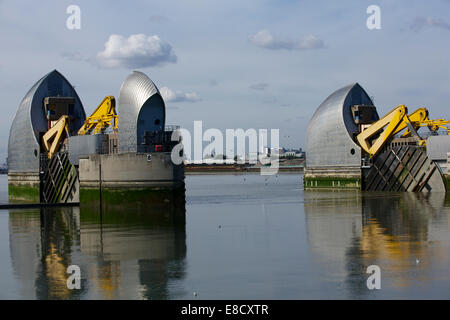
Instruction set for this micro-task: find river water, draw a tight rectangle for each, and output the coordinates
[0,173,449,299]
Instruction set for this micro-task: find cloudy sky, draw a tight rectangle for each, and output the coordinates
[0,0,449,161]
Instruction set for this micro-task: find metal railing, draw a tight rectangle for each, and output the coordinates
[165,125,180,132]
[138,129,181,153]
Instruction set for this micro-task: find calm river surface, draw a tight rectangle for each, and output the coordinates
[0,173,450,299]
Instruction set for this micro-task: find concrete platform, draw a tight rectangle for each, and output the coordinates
[8,172,40,202]
[78,152,185,204]
[304,167,362,190]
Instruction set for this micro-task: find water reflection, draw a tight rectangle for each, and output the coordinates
[304,191,450,298]
[8,193,186,299]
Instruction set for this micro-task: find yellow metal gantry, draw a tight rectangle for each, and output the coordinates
[41,96,119,158]
[356,105,450,158]
[42,115,70,158]
[78,96,118,135]
[357,105,408,158]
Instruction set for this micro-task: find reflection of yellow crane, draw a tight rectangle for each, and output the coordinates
[42,115,70,158]
[78,96,118,135]
[357,105,450,158]
[44,243,72,299]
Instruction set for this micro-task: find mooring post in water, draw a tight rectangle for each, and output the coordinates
[99,158,102,207]
[99,159,104,253]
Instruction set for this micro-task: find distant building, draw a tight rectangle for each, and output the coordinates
[280,148,305,159]
[283,151,297,157]
[0,161,8,174]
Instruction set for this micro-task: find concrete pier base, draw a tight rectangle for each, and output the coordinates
[304,167,362,190]
[8,172,40,202]
[78,152,185,204]
[304,147,448,192]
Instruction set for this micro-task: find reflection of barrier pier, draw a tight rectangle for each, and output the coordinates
[304,191,448,298]
[8,188,186,299]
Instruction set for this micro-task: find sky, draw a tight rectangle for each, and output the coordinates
[0,0,449,162]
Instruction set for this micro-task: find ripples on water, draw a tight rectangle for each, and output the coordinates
[0,174,449,299]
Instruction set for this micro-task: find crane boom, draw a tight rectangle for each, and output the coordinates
[356,105,408,158]
[78,96,118,135]
[394,108,429,137]
[42,115,70,158]
[414,119,450,133]
[356,105,450,158]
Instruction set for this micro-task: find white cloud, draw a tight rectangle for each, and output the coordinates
[61,51,87,62]
[96,34,177,68]
[249,82,269,91]
[160,86,201,103]
[249,29,324,50]
[411,16,450,32]
[149,15,169,23]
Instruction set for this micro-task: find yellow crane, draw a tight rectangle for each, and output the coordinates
[405,118,450,136]
[78,96,118,135]
[356,105,450,158]
[42,115,70,158]
[42,96,119,158]
[393,107,429,137]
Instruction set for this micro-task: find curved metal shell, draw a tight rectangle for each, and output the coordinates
[118,71,166,153]
[306,83,378,167]
[8,70,86,173]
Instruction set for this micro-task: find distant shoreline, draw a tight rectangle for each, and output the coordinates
[185,163,303,175]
